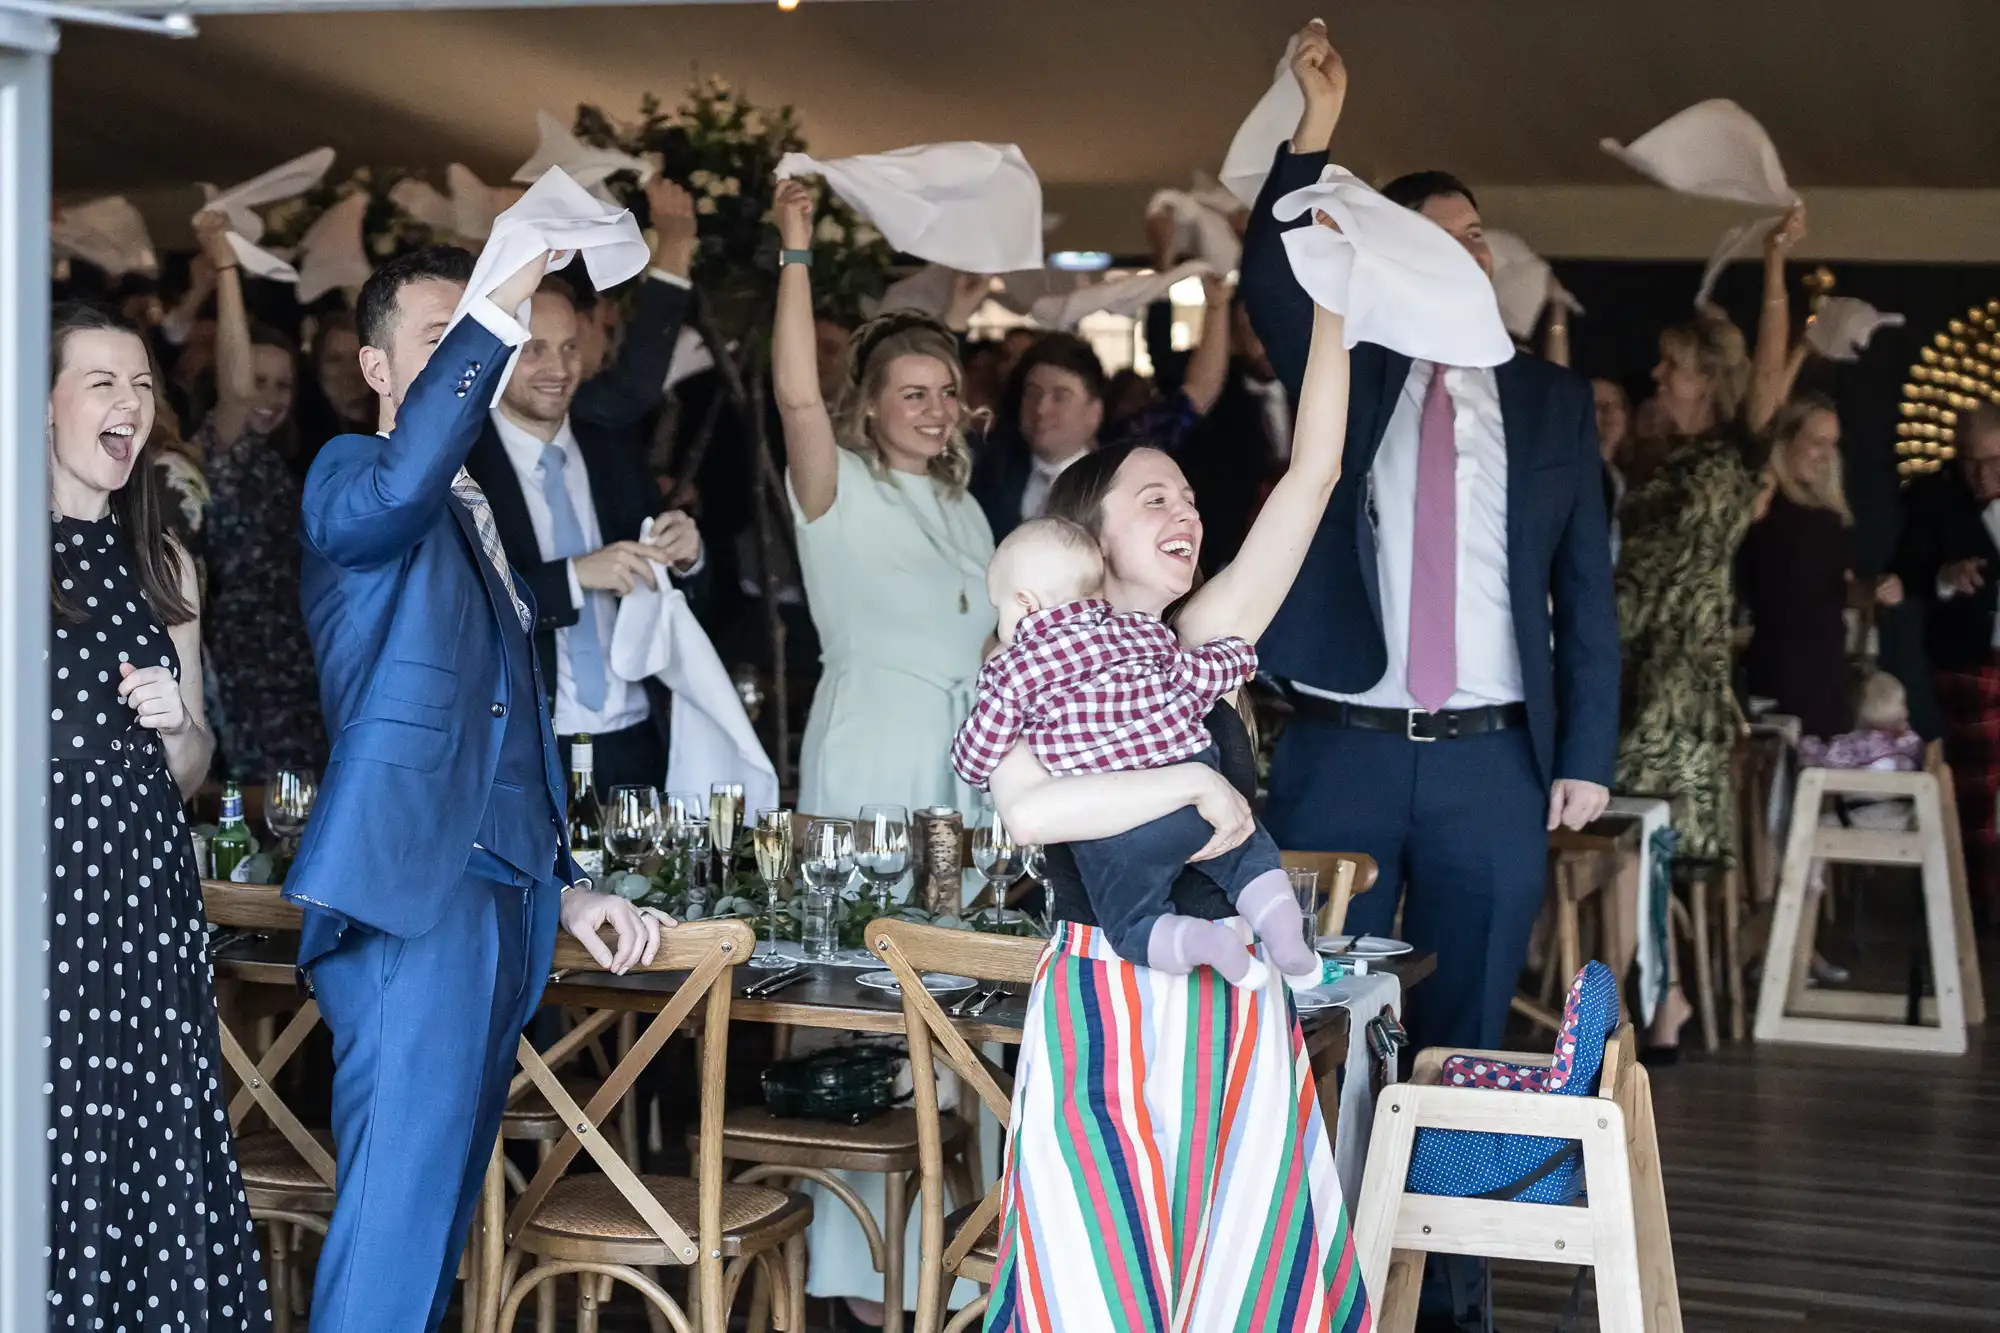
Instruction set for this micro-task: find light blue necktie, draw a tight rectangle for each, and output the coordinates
[536,443,608,710]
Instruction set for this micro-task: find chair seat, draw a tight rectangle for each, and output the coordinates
[942,1202,1000,1281]
[706,1106,966,1173]
[235,1128,338,1211]
[504,1076,611,1142]
[515,1173,812,1266]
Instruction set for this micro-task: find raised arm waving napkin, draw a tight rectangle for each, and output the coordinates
[1147,174,1245,272]
[52,196,156,279]
[1029,260,1215,332]
[1273,165,1513,367]
[1804,296,1906,363]
[1219,29,1306,206]
[198,146,336,283]
[1600,98,1800,306]
[294,191,373,304]
[1487,229,1581,343]
[775,142,1044,274]
[451,166,650,400]
[514,109,657,204]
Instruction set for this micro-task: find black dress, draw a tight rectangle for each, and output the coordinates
[46,514,270,1330]
[1045,700,1252,924]
[1738,490,1855,738]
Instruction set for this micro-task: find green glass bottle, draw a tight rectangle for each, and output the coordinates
[210,781,256,882]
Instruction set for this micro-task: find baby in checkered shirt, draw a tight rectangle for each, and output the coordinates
[951,519,1324,990]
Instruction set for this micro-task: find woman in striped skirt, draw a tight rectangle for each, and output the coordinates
[980,296,1368,1331]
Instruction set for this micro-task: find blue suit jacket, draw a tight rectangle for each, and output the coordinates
[287,317,582,939]
[1240,145,1619,788]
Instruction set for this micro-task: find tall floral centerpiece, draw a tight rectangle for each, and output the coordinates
[573,76,897,337]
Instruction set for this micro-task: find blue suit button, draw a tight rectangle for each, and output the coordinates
[467,361,483,374]
[491,702,507,717]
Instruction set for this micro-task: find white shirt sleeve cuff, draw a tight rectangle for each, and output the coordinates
[467,296,533,348]
[1939,574,1961,602]
[647,268,693,290]
[566,558,584,609]
[673,545,707,580]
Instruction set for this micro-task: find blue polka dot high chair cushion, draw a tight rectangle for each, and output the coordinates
[1404,960,1621,1205]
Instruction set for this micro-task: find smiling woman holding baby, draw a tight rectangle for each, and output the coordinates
[973,287,1368,1328]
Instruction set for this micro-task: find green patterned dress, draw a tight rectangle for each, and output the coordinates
[1614,427,1767,862]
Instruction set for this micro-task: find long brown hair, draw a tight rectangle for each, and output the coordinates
[49,301,196,626]
[830,310,980,492]
[1658,309,1751,427]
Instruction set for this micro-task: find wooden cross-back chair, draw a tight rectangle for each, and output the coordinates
[493,918,812,1333]
[1278,850,1379,939]
[866,919,1046,1333]
[202,880,334,1333]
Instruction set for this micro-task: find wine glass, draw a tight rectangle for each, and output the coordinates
[265,767,317,852]
[748,808,795,969]
[855,803,909,916]
[1017,842,1050,931]
[969,807,1024,927]
[603,785,661,875]
[710,782,745,897]
[1287,867,1322,945]
[666,791,710,914]
[798,818,855,962]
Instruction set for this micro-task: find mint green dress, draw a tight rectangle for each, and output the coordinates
[789,446,995,821]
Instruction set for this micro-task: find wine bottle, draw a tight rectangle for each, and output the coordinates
[210,781,256,882]
[566,735,604,881]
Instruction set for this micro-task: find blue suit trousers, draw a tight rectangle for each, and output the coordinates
[307,854,560,1333]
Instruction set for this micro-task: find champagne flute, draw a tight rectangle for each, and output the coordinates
[666,791,709,914]
[970,807,1024,927]
[710,782,745,897]
[799,818,855,962]
[603,785,661,875]
[265,767,317,852]
[748,808,795,969]
[855,803,910,916]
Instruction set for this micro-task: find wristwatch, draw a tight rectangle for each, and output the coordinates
[779,248,814,269]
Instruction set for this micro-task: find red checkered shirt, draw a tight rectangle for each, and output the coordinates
[950,599,1257,789]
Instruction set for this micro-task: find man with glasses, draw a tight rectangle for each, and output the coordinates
[1894,399,2000,925]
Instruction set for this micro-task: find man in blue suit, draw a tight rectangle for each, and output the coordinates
[287,243,667,1333]
[1240,23,1619,1065]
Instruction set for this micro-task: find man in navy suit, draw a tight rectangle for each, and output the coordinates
[1240,22,1619,1064]
[465,213,712,790]
[288,244,667,1333]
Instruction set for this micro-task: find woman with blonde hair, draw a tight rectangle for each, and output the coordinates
[1616,207,1808,871]
[1739,393,1905,737]
[774,178,995,825]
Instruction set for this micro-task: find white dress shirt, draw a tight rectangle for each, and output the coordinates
[1019,447,1089,523]
[489,410,652,736]
[1302,361,1524,711]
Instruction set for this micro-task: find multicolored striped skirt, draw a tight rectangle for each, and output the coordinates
[983,921,1373,1333]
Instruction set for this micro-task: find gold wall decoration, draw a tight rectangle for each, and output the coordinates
[1899,299,2000,478]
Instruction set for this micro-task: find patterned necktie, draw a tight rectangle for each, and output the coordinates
[450,467,533,632]
[1406,366,1458,713]
[534,444,609,710]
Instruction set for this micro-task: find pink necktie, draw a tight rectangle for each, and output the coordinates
[1407,366,1457,713]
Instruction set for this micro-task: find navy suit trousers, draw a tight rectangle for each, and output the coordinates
[1263,718,1548,1056]
[307,853,560,1333]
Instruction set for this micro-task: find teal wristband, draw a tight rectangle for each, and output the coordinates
[779,248,814,269]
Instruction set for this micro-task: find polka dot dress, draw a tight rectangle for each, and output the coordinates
[45,514,272,1330]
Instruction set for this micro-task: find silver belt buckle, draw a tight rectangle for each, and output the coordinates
[1405,710,1437,742]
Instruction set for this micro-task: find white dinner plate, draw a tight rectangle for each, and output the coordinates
[1293,991,1338,1013]
[1317,934,1414,959]
[856,970,978,995]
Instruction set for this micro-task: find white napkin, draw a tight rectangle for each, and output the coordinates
[294,192,372,304]
[776,142,1044,275]
[1601,99,1800,307]
[1605,796,1674,1026]
[663,325,714,391]
[199,147,337,284]
[1486,229,1582,342]
[609,538,779,815]
[1028,260,1214,331]
[51,196,157,278]
[514,109,656,205]
[1805,296,1906,362]
[450,166,650,401]
[1146,175,1245,272]
[1273,165,1514,368]
[1220,31,1306,206]
[1307,968,1400,1203]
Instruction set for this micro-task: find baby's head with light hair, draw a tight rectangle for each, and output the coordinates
[1856,670,1910,733]
[987,517,1106,643]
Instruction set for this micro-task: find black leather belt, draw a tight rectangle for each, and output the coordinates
[1285,689,1528,742]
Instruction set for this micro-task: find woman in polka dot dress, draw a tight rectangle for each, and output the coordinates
[45,301,271,1329]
